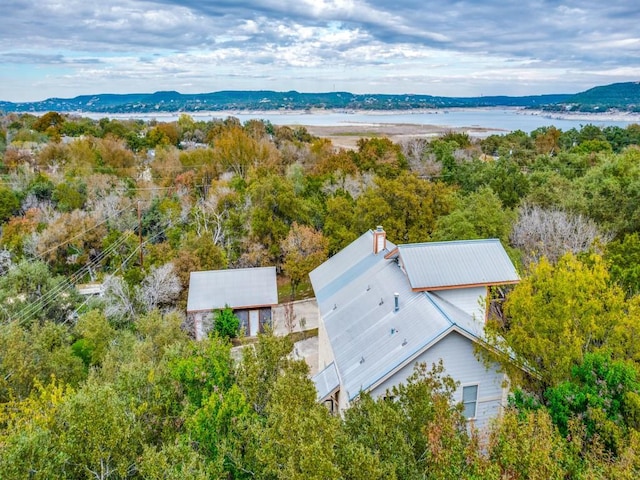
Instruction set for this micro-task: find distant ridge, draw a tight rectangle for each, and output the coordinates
[542,82,640,113]
[1,82,638,114]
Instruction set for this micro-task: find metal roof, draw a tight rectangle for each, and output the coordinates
[310,233,519,402]
[186,266,278,312]
[313,362,340,401]
[310,230,396,308]
[397,239,519,290]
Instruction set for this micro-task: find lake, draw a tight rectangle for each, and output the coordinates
[83,108,639,134]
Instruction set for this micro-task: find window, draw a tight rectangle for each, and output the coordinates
[323,399,335,413]
[462,385,478,419]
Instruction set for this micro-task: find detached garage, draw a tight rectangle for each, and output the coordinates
[186,266,278,340]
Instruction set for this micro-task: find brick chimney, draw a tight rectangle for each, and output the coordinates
[373,225,386,254]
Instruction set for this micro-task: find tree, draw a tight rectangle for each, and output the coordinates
[247,174,310,260]
[352,172,456,244]
[54,380,144,479]
[354,137,408,178]
[52,180,87,212]
[212,125,277,179]
[281,222,328,299]
[488,408,568,479]
[0,186,20,222]
[323,194,357,254]
[532,126,561,156]
[511,205,611,267]
[545,353,640,453]
[431,187,516,244]
[606,232,640,296]
[254,363,341,480]
[0,379,73,479]
[72,310,116,367]
[213,306,240,339]
[488,157,530,208]
[137,262,182,312]
[342,362,471,479]
[102,274,137,323]
[571,147,640,235]
[0,260,81,325]
[0,321,85,402]
[488,253,639,391]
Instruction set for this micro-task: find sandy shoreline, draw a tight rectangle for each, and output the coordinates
[303,123,499,149]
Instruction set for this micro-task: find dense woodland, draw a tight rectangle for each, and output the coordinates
[1,111,640,478]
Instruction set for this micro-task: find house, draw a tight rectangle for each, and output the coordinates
[186,266,278,340]
[310,227,519,428]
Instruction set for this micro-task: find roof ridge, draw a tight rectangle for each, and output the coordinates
[398,238,500,249]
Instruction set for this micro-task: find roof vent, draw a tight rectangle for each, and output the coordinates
[394,292,400,312]
[373,225,386,254]
[360,356,365,364]
[402,338,408,346]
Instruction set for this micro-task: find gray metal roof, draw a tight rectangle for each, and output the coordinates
[312,362,340,401]
[397,239,519,290]
[186,266,278,312]
[310,233,519,402]
[310,230,396,309]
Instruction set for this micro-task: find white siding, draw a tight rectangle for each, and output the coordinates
[436,287,487,322]
[317,316,336,370]
[369,331,505,430]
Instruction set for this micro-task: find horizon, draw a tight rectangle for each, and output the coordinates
[3,1,640,102]
[1,86,584,105]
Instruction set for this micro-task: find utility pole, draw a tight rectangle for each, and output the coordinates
[137,201,144,267]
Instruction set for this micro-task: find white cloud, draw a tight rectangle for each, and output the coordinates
[2,0,639,101]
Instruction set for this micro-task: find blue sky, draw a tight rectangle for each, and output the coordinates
[1,0,639,102]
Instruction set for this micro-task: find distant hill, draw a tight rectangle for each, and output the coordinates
[0,82,638,114]
[542,82,640,113]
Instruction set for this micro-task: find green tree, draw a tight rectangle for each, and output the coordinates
[488,408,568,479]
[0,321,85,402]
[431,187,516,243]
[52,180,87,212]
[213,306,240,339]
[354,137,408,178]
[342,362,470,480]
[255,364,341,480]
[606,232,640,296]
[323,193,357,254]
[0,186,20,223]
[353,172,456,243]
[0,260,81,325]
[0,379,72,479]
[489,253,639,391]
[55,380,145,479]
[247,174,310,260]
[545,353,640,452]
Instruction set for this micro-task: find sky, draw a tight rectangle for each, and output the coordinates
[1,0,639,102]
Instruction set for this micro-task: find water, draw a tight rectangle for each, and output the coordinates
[82,108,639,134]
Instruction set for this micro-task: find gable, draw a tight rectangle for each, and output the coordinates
[310,230,519,405]
[186,266,278,312]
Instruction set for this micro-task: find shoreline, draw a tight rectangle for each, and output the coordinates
[62,106,640,123]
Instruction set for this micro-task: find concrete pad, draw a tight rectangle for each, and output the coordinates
[272,298,319,335]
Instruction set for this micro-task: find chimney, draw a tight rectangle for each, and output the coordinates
[394,292,399,312]
[373,225,386,254]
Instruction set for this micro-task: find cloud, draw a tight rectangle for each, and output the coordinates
[1,0,639,101]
